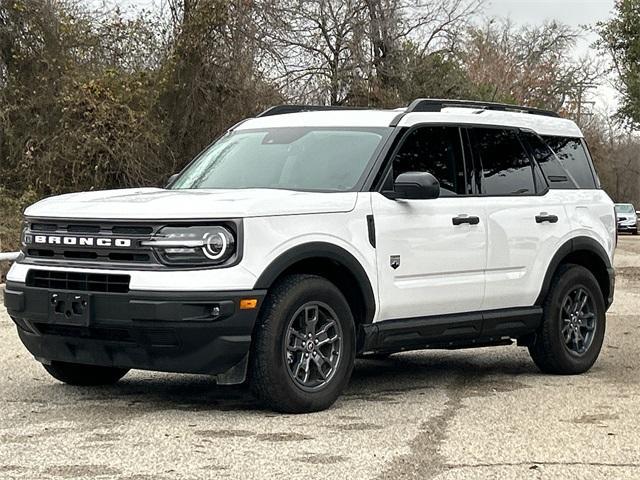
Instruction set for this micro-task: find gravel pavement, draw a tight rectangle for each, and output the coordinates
[1,236,639,480]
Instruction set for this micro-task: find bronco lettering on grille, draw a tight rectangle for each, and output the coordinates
[32,235,132,248]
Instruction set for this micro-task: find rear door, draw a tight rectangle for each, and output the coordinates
[372,125,487,322]
[466,127,572,311]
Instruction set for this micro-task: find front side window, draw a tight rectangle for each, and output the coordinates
[392,126,468,196]
[542,136,597,189]
[470,128,536,195]
[172,127,391,192]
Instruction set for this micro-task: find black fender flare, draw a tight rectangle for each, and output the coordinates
[254,242,377,324]
[535,236,613,307]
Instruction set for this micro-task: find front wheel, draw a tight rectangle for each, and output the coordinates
[528,264,606,374]
[43,361,129,386]
[249,274,355,413]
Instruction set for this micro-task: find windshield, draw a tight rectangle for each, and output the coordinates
[615,204,635,214]
[171,127,391,192]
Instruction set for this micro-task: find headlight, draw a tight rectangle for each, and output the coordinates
[142,226,236,266]
[21,221,30,249]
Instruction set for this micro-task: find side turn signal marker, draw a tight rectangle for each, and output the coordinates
[239,299,258,310]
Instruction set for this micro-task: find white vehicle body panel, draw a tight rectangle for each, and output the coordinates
[398,109,583,138]
[10,187,614,321]
[6,260,258,292]
[370,192,486,319]
[236,108,582,139]
[481,190,614,311]
[8,105,616,329]
[236,110,400,130]
[11,194,379,303]
[570,191,617,258]
[25,188,358,219]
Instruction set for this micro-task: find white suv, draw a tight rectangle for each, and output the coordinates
[615,203,638,235]
[4,99,616,413]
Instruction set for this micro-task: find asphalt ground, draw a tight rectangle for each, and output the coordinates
[1,236,639,479]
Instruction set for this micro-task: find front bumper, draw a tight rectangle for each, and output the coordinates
[617,223,637,232]
[3,282,265,382]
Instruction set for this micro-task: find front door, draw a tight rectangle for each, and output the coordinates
[372,125,487,321]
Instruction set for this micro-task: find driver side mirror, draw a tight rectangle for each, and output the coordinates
[165,173,179,188]
[386,172,440,200]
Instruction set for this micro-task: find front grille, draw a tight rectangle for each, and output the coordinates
[35,323,133,342]
[26,270,130,293]
[24,219,161,267]
[33,323,179,347]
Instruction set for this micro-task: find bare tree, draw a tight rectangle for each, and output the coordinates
[267,0,369,104]
[270,0,482,105]
[460,19,602,114]
[366,0,482,94]
[583,112,640,205]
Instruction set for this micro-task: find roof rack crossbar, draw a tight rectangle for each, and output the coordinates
[406,99,560,118]
[257,105,368,118]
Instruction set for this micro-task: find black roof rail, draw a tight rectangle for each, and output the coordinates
[406,99,560,118]
[256,105,368,117]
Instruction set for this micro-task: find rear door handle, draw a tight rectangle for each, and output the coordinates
[535,213,559,224]
[452,215,480,226]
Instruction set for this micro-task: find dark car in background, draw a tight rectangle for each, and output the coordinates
[615,203,638,235]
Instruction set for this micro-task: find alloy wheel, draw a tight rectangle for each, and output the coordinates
[284,302,343,391]
[560,286,597,356]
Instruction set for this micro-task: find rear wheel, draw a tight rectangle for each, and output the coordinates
[529,264,606,374]
[249,274,355,413]
[43,361,129,386]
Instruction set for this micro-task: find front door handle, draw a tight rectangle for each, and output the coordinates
[535,213,559,224]
[452,215,480,226]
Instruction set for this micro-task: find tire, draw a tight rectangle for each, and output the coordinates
[43,361,129,386]
[528,264,606,375]
[633,229,638,236]
[249,274,356,413]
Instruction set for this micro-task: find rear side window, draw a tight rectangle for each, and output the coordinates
[469,128,536,195]
[520,132,576,189]
[542,137,597,189]
[392,126,469,196]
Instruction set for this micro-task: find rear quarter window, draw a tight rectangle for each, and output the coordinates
[542,136,597,189]
[520,132,576,190]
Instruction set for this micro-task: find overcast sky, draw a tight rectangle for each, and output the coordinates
[483,0,618,111]
[116,0,619,110]
[484,0,614,27]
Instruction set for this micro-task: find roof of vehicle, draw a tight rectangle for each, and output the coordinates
[237,109,401,130]
[236,100,583,138]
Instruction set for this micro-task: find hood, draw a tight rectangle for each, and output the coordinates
[24,188,358,220]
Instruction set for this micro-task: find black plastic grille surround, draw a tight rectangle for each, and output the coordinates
[24,220,161,267]
[22,217,242,270]
[33,323,179,347]
[26,270,130,293]
[35,323,133,342]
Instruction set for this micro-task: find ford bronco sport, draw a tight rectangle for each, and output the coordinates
[4,99,616,413]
